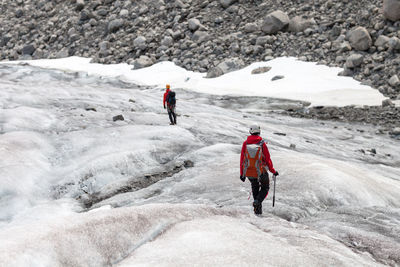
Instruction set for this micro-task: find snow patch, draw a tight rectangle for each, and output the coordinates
[1,56,386,107]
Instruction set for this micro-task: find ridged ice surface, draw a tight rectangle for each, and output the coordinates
[0,61,399,266]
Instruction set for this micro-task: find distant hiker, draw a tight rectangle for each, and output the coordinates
[240,124,279,215]
[167,91,177,125]
[163,84,177,125]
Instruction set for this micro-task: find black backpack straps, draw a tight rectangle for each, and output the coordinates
[169,92,176,106]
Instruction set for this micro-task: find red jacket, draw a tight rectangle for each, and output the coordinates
[240,135,276,176]
[163,88,170,108]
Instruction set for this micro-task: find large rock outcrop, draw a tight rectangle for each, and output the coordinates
[348,27,372,51]
[383,0,400,21]
[261,10,290,34]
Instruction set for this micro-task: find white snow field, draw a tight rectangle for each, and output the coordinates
[6,56,386,107]
[0,58,399,266]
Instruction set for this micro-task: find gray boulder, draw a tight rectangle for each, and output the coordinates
[97,9,108,16]
[272,75,284,81]
[374,35,390,48]
[230,42,240,52]
[99,41,109,51]
[161,36,173,47]
[348,27,372,51]
[175,0,187,8]
[288,16,316,32]
[206,58,244,78]
[49,35,57,43]
[33,48,44,59]
[188,18,202,31]
[217,58,244,74]
[133,56,154,69]
[206,67,224,78]
[390,127,400,136]
[70,34,80,43]
[79,10,91,21]
[251,66,271,74]
[108,19,124,33]
[99,41,109,57]
[134,36,147,50]
[138,6,149,15]
[220,0,237,8]
[345,54,364,69]
[256,36,274,46]
[388,37,400,50]
[382,99,394,107]
[339,41,352,52]
[192,31,210,43]
[383,0,400,21]
[244,23,259,33]
[215,17,224,24]
[15,9,23,18]
[171,30,183,40]
[338,67,354,77]
[76,0,85,11]
[56,48,69,58]
[113,115,124,122]
[330,26,342,39]
[261,10,290,34]
[1,35,12,47]
[22,44,35,55]
[389,75,400,87]
[119,9,129,17]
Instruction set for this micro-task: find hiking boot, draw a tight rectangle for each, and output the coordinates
[253,201,262,215]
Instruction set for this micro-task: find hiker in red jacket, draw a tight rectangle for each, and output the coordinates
[240,124,279,215]
[163,84,177,125]
[163,84,170,109]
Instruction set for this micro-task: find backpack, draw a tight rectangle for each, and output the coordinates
[167,91,176,106]
[243,140,264,178]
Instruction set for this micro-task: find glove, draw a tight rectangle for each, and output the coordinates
[274,171,279,177]
[240,175,246,182]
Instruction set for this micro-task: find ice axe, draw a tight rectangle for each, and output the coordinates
[272,174,276,207]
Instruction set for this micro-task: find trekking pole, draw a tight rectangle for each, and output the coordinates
[272,174,276,207]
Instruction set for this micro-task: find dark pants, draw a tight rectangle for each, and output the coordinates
[249,172,270,204]
[167,106,176,124]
